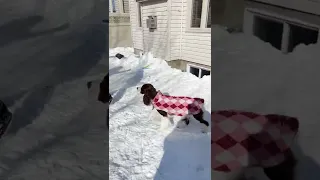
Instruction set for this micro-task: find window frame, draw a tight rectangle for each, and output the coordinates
[187,64,211,78]
[186,0,211,33]
[247,8,319,53]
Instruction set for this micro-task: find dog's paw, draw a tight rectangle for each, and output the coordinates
[201,126,209,133]
[177,120,188,129]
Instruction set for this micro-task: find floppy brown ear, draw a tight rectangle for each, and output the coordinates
[143,94,151,105]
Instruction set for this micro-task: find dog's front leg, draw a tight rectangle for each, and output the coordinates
[148,108,158,121]
[168,115,174,125]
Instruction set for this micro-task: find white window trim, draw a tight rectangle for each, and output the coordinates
[248,8,319,53]
[186,0,211,33]
[187,64,211,78]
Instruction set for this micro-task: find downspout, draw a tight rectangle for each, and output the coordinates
[179,0,183,60]
[167,0,172,61]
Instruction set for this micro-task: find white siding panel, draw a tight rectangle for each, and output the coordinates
[123,0,130,13]
[115,0,119,12]
[141,0,169,60]
[128,0,211,67]
[182,32,211,66]
[129,0,143,50]
[169,0,184,60]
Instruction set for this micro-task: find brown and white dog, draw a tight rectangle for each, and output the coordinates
[137,83,209,132]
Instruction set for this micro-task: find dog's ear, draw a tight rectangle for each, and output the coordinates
[143,94,151,105]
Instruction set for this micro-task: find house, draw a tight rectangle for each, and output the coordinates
[128,0,211,78]
[109,0,133,48]
[243,0,320,53]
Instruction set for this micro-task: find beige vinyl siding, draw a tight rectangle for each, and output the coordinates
[182,33,211,66]
[255,0,320,16]
[114,0,119,12]
[141,0,169,60]
[109,0,113,12]
[170,0,186,60]
[129,0,143,50]
[170,0,211,66]
[123,0,130,13]
[182,0,211,66]
[129,0,211,67]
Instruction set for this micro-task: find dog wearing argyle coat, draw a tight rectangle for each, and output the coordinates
[137,83,209,132]
[211,110,299,180]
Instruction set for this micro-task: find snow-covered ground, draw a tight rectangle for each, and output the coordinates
[0,60,110,179]
[108,48,211,180]
[212,26,320,180]
[0,47,211,180]
[1,24,319,180]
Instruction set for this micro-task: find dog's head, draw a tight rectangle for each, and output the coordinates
[137,83,157,106]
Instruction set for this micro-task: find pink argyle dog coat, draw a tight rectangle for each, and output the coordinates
[152,91,204,116]
[211,110,299,172]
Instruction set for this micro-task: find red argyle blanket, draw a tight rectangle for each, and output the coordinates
[152,91,204,116]
[211,110,299,172]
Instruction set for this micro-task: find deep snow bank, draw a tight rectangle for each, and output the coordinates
[109,48,211,180]
[212,26,320,180]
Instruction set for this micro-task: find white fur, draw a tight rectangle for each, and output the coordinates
[201,125,209,133]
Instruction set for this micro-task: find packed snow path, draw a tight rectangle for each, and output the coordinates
[0,47,211,179]
[108,48,211,180]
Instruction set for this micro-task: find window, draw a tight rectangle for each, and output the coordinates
[200,69,210,77]
[189,0,211,29]
[253,16,283,50]
[191,0,203,27]
[187,64,211,78]
[253,14,319,53]
[288,24,318,52]
[137,2,142,27]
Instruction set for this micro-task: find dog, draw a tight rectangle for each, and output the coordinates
[211,110,299,180]
[137,83,209,132]
[86,73,112,127]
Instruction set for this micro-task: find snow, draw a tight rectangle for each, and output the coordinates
[0,47,210,180]
[108,48,211,180]
[212,25,320,180]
